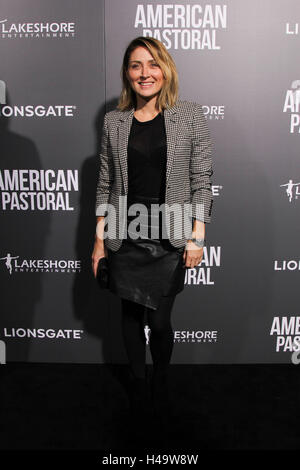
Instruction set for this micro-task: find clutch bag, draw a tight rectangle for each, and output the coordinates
[97,257,109,289]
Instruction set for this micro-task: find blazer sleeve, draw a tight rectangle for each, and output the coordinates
[95,113,114,217]
[190,102,214,223]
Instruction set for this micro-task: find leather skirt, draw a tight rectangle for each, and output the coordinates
[106,194,186,310]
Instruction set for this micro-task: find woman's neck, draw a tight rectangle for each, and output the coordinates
[134,95,159,118]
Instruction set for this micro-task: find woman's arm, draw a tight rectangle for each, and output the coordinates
[184,103,213,268]
[95,113,114,218]
[92,114,113,277]
[191,218,205,242]
[95,216,105,243]
[189,102,214,224]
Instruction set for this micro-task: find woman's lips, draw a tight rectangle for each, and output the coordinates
[138,82,154,87]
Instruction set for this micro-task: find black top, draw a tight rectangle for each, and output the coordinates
[127,112,167,204]
[107,110,185,310]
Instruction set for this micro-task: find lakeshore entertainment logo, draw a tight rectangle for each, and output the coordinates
[2,328,83,340]
[0,80,76,117]
[280,178,300,202]
[0,169,79,211]
[174,329,218,343]
[0,254,81,275]
[0,18,75,39]
[204,104,225,120]
[134,3,227,50]
[174,330,218,343]
[283,80,300,133]
[144,325,151,344]
[270,316,300,352]
[144,327,218,344]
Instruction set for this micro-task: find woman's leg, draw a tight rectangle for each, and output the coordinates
[121,298,146,379]
[146,294,176,378]
[146,295,177,416]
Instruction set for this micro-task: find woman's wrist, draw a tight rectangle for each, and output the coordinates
[191,218,205,240]
[188,237,205,248]
[95,237,104,247]
[95,217,105,244]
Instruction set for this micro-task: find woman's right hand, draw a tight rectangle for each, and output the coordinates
[91,239,107,279]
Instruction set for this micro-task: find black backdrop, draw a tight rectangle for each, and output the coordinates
[1,0,300,365]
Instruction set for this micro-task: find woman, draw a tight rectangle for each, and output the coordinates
[92,36,213,419]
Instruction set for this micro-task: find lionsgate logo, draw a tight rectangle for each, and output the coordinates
[0,80,76,118]
[134,4,227,50]
[3,328,83,340]
[283,80,300,133]
[0,254,81,275]
[174,329,218,343]
[285,22,299,36]
[0,18,75,39]
[0,340,6,364]
[274,258,300,272]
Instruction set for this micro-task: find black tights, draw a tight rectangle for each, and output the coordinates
[121,295,176,380]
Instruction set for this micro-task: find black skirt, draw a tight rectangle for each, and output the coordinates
[106,195,186,310]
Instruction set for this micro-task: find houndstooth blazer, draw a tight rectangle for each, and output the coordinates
[95,99,214,252]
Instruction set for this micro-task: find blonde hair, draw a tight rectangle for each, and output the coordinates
[117,36,179,112]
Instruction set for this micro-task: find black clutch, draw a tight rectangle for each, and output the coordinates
[97,257,109,289]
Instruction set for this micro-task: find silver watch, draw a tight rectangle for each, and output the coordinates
[190,238,206,248]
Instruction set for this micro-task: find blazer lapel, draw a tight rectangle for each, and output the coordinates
[117,108,134,195]
[164,104,179,187]
[117,103,179,194]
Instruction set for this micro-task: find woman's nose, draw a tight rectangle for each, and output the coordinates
[140,66,150,77]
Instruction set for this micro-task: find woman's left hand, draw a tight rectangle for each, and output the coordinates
[183,240,204,268]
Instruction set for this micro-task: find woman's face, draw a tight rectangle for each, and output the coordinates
[126,46,165,101]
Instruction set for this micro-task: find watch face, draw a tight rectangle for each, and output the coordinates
[193,239,205,247]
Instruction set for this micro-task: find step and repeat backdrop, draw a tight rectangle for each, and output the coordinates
[0,0,299,364]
